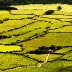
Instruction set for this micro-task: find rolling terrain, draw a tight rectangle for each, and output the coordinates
[0,4,72,72]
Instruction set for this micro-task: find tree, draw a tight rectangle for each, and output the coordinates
[44,10,54,15]
[0,0,11,7]
[0,0,17,10]
[57,6,62,11]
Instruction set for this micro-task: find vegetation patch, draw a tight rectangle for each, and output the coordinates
[0,45,22,52]
[59,66,72,72]
[44,10,54,15]
[27,45,62,54]
[0,7,17,10]
[0,4,72,72]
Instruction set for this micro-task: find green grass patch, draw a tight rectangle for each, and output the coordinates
[0,53,38,70]
[0,45,21,52]
[25,54,48,62]
[55,47,72,53]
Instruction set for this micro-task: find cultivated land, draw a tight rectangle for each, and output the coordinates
[0,4,72,72]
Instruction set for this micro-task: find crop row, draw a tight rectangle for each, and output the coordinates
[0,19,37,33]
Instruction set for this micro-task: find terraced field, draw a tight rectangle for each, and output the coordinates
[0,4,72,72]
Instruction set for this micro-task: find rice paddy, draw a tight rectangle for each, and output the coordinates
[0,4,72,72]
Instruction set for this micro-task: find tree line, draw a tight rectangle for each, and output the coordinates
[0,0,72,7]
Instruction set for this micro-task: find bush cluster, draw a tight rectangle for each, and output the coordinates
[0,7,17,10]
[44,10,54,15]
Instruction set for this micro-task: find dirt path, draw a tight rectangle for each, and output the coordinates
[37,53,50,67]
[1,53,50,72]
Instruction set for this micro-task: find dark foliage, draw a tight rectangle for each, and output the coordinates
[27,45,59,54]
[0,20,3,23]
[0,7,17,10]
[0,0,11,7]
[3,18,9,21]
[57,46,62,49]
[49,45,56,50]
[59,66,72,72]
[10,42,16,45]
[0,35,8,39]
[0,0,72,6]
[44,10,54,15]
[57,6,62,11]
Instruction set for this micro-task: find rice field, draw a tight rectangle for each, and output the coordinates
[0,4,72,72]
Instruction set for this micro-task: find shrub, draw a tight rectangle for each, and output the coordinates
[0,20,3,23]
[0,35,8,39]
[57,6,62,11]
[44,10,54,15]
[3,18,9,21]
[0,7,18,10]
[49,45,56,50]
[10,42,16,45]
[27,45,62,54]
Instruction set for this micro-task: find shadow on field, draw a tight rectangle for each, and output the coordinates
[27,45,62,54]
[58,66,72,72]
[0,7,17,10]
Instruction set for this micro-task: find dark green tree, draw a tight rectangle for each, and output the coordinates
[0,0,11,7]
[57,6,62,11]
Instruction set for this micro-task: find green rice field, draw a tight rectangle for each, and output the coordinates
[0,4,72,72]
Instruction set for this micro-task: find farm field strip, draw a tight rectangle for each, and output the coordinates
[0,53,50,71]
[0,14,35,20]
[0,4,72,72]
[0,45,22,52]
[0,45,72,71]
[0,9,71,50]
[20,32,72,53]
[49,26,72,32]
[10,10,47,15]
[32,17,72,23]
[0,28,47,45]
[52,11,72,16]
[55,47,72,53]
[41,15,72,19]
[0,53,38,71]
[60,19,72,22]
[0,16,71,37]
[0,21,50,37]
[10,10,72,16]
[1,22,71,45]
[0,15,35,21]
[0,19,38,34]
[61,52,72,61]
